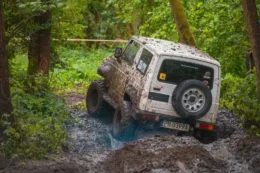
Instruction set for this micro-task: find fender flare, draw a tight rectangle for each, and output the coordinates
[125,84,138,105]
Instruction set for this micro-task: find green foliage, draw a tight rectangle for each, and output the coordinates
[220,71,260,136]
[4,0,260,77]
[49,47,112,92]
[138,2,178,40]
[52,0,87,40]
[183,0,249,76]
[2,54,70,159]
[104,0,252,76]
[2,46,112,159]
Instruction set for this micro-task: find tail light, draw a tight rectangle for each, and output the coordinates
[196,123,214,131]
[140,114,159,121]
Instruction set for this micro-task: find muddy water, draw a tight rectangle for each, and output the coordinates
[67,109,259,173]
[68,110,112,153]
[2,110,260,173]
[68,110,177,152]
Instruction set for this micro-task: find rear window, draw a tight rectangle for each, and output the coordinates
[158,59,214,89]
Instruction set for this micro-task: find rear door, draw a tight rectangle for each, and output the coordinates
[146,57,214,116]
[146,57,178,116]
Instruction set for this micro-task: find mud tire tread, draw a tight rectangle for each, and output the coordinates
[112,101,137,141]
[86,80,106,117]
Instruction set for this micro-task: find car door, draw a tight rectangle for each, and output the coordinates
[129,48,154,89]
[108,40,142,103]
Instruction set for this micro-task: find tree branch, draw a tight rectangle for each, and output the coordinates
[6,15,35,42]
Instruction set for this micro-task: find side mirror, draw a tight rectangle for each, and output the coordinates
[114,47,122,59]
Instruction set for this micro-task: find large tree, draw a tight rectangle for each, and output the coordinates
[168,0,196,47]
[28,9,52,76]
[0,0,13,117]
[242,0,260,100]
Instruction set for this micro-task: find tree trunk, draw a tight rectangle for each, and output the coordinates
[168,0,196,47]
[242,0,260,100]
[126,23,134,36]
[28,16,41,76]
[28,10,52,76]
[0,0,13,117]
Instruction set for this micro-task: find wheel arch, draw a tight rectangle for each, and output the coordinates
[124,84,138,105]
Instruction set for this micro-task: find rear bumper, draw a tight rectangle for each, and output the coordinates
[136,110,215,131]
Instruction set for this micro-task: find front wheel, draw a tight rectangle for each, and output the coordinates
[112,102,137,142]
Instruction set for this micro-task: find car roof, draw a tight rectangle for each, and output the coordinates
[132,36,220,66]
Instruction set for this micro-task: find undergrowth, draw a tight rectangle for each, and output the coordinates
[50,47,112,92]
[49,47,112,109]
[1,55,69,159]
[220,70,260,136]
[1,47,111,159]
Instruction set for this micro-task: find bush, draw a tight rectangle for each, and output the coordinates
[220,71,260,136]
[1,55,70,159]
[2,87,69,159]
[1,48,113,159]
[49,47,113,92]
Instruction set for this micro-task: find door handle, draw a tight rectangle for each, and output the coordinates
[153,87,161,91]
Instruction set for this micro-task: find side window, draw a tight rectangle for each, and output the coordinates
[158,60,214,89]
[122,40,141,65]
[137,49,153,74]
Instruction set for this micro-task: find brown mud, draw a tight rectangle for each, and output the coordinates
[1,110,260,173]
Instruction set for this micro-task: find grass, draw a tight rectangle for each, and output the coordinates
[50,47,113,93]
[49,47,113,108]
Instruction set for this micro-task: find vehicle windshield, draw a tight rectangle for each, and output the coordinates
[122,40,141,65]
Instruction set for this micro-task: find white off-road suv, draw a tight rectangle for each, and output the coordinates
[86,36,221,141]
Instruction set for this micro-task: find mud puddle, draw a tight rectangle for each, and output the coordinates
[59,110,260,173]
[103,111,260,173]
[2,110,260,173]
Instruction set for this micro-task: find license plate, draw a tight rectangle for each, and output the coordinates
[160,120,190,131]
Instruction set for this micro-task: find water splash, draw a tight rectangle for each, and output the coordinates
[109,133,124,150]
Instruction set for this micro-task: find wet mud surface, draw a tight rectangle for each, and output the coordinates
[1,110,260,173]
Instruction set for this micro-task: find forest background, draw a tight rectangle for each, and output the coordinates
[0,0,260,159]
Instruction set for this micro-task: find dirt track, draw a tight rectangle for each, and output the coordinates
[1,110,260,173]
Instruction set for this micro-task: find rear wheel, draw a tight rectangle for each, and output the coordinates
[194,129,217,144]
[86,80,106,117]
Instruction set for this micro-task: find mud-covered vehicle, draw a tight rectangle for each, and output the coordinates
[86,36,221,141]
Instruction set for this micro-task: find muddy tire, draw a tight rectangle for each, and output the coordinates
[86,80,106,117]
[120,101,132,126]
[112,101,137,141]
[112,109,123,138]
[172,79,212,119]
